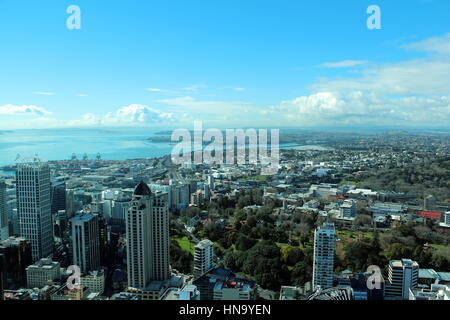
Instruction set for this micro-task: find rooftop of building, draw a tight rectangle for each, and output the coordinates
[438,272,450,282]
[195,239,213,249]
[194,267,256,292]
[83,269,105,278]
[390,259,419,268]
[27,258,59,270]
[70,212,97,222]
[318,222,335,230]
[134,181,152,196]
[0,236,29,247]
[213,279,251,291]
[419,268,440,279]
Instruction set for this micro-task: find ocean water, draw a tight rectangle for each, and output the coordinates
[0,128,175,166]
[0,128,333,167]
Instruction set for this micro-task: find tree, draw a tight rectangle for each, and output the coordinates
[291,261,313,286]
[353,214,372,228]
[431,253,450,271]
[246,215,257,228]
[384,243,413,261]
[170,240,193,274]
[235,234,257,251]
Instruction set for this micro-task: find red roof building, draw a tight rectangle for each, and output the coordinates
[417,211,441,219]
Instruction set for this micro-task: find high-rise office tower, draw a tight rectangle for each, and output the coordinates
[385,259,419,300]
[203,184,210,201]
[71,213,101,273]
[65,189,75,217]
[50,179,66,214]
[126,181,170,289]
[0,180,8,241]
[16,159,53,262]
[312,222,335,290]
[194,239,214,279]
[97,215,110,267]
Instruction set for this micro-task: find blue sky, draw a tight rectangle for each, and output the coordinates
[0,0,449,129]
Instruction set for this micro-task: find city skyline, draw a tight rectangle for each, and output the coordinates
[0,0,449,129]
[1,0,450,310]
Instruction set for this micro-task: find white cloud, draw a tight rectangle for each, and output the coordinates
[67,104,175,127]
[181,84,205,93]
[159,96,253,115]
[66,113,100,127]
[267,91,450,126]
[107,104,174,124]
[312,59,450,96]
[263,33,450,126]
[312,34,450,98]
[0,104,52,116]
[146,84,207,96]
[33,91,55,96]
[402,32,450,55]
[320,60,368,68]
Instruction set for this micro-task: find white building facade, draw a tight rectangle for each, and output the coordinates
[385,259,419,300]
[312,222,335,290]
[126,181,170,289]
[194,239,214,278]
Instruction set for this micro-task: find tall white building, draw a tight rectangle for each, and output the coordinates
[385,259,419,300]
[312,222,335,290]
[194,239,214,278]
[0,180,8,241]
[71,213,100,273]
[16,159,53,262]
[126,181,170,289]
[207,175,215,190]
